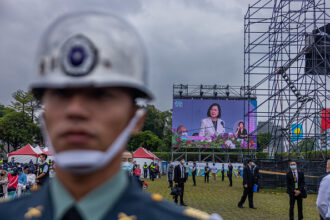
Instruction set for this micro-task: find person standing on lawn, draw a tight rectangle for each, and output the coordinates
[143,162,148,178]
[134,164,141,180]
[316,159,330,220]
[286,161,305,220]
[185,162,189,181]
[221,164,225,182]
[174,158,187,206]
[167,161,174,188]
[227,162,233,187]
[204,162,210,183]
[238,159,256,209]
[192,162,197,186]
[211,163,217,182]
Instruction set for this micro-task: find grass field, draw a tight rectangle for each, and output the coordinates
[144,176,320,220]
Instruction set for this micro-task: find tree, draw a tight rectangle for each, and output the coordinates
[0,111,42,153]
[0,104,15,118]
[298,138,315,152]
[142,105,172,139]
[128,130,164,152]
[10,90,41,122]
[257,133,272,152]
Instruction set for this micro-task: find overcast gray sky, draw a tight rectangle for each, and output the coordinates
[0,0,249,111]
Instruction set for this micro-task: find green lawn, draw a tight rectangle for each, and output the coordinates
[143,176,320,220]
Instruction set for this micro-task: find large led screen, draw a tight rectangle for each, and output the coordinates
[172,99,257,149]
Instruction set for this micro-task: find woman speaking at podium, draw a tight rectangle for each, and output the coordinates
[199,103,225,138]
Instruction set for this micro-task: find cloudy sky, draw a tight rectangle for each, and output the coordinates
[0,0,250,111]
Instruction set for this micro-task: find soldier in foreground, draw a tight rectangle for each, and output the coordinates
[0,12,222,220]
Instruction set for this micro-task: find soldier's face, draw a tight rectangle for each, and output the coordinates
[43,88,137,153]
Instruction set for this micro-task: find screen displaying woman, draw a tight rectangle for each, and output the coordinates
[199,103,225,137]
[235,121,247,139]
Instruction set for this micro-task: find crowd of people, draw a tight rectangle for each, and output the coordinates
[0,154,53,199]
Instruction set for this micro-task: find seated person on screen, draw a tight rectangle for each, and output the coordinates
[177,125,188,136]
[235,121,247,139]
[199,103,225,138]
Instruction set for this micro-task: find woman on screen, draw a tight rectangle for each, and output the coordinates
[199,103,225,137]
[235,121,247,139]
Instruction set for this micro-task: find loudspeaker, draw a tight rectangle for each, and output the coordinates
[305,23,330,75]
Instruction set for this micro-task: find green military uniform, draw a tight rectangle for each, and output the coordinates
[0,170,219,220]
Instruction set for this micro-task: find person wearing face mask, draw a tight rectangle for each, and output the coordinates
[0,12,223,220]
[17,167,27,197]
[7,168,18,198]
[238,159,256,209]
[286,161,305,220]
[174,158,187,206]
[36,154,49,186]
[122,151,134,175]
[316,159,330,220]
[0,170,8,198]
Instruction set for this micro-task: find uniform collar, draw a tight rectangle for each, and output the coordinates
[50,169,128,220]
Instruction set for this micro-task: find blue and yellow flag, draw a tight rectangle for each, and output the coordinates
[292,124,303,142]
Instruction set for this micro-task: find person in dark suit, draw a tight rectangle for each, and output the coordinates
[221,164,225,182]
[192,162,197,186]
[238,159,256,209]
[286,161,305,220]
[227,162,233,187]
[204,163,210,183]
[174,158,187,206]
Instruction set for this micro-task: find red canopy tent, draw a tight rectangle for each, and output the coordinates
[38,146,52,156]
[133,147,160,161]
[8,144,39,157]
[8,144,40,163]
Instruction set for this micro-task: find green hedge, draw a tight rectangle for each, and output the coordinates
[153,151,269,161]
[153,150,329,161]
[256,152,268,159]
[153,152,171,161]
[275,150,330,159]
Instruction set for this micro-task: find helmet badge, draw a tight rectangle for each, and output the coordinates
[61,34,98,76]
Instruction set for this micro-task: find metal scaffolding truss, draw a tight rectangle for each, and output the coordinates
[244,0,330,159]
[173,84,255,100]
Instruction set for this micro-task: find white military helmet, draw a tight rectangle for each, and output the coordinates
[30,11,153,100]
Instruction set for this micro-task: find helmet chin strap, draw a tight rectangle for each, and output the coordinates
[40,108,145,174]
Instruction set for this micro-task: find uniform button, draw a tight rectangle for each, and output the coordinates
[151,193,163,202]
